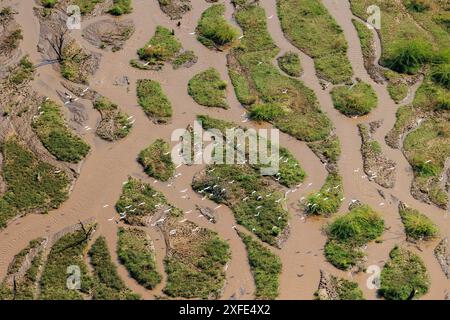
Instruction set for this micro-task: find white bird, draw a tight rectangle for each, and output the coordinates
[180,188,188,193]
[268,15,274,19]
[238,35,244,39]
[214,205,222,210]
[103,204,109,208]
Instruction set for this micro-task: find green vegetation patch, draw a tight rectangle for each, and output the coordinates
[398,204,438,241]
[32,100,90,162]
[197,4,238,49]
[172,50,198,69]
[379,246,430,300]
[0,138,70,228]
[331,81,378,116]
[277,51,302,77]
[89,236,139,300]
[188,68,229,109]
[163,218,230,299]
[115,177,175,226]
[40,228,93,300]
[8,56,34,86]
[60,40,92,84]
[192,164,288,246]
[277,0,353,84]
[324,205,384,270]
[315,273,365,300]
[93,96,132,141]
[238,232,281,300]
[0,238,44,300]
[74,0,104,14]
[136,79,172,123]
[108,0,132,15]
[137,26,181,66]
[228,2,332,142]
[352,19,375,68]
[117,227,161,290]
[304,173,343,216]
[138,139,175,182]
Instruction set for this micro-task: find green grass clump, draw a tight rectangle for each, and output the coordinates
[115,177,173,226]
[172,50,197,69]
[117,227,161,290]
[277,51,302,77]
[249,103,288,122]
[164,220,230,299]
[331,81,378,116]
[74,0,104,14]
[307,135,341,164]
[352,19,375,65]
[304,173,343,216]
[138,139,175,182]
[93,96,132,141]
[32,100,90,163]
[40,228,93,300]
[379,246,430,300]
[108,0,132,15]
[238,232,281,300]
[277,0,353,84]
[89,236,140,300]
[324,205,384,270]
[197,4,238,49]
[0,239,44,300]
[384,40,433,74]
[136,79,172,123]
[399,205,438,241]
[41,0,57,8]
[229,3,332,142]
[137,26,181,64]
[315,274,365,300]
[9,56,34,86]
[0,139,70,228]
[60,40,91,84]
[192,164,288,245]
[188,68,228,109]
[431,63,450,89]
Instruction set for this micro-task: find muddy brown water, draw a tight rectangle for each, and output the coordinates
[0,0,448,300]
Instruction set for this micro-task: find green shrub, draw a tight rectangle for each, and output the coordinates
[108,0,132,15]
[41,0,57,8]
[431,63,450,89]
[384,40,433,74]
[136,79,172,123]
[238,232,281,300]
[324,205,384,269]
[277,51,302,77]
[117,227,161,289]
[32,101,90,162]
[9,56,34,85]
[399,206,438,241]
[379,246,430,300]
[404,0,431,12]
[138,139,175,181]
[137,26,181,64]
[197,4,238,49]
[331,81,378,116]
[188,68,228,109]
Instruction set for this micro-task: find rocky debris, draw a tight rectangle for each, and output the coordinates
[157,0,192,20]
[369,120,383,134]
[83,19,135,52]
[0,8,23,78]
[316,270,340,300]
[195,205,216,223]
[434,238,450,279]
[348,199,363,211]
[359,124,396,188]
[113,75,130,87]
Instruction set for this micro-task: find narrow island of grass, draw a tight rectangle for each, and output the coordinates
[136,79,172,123]
[116,227,161,290]
[379,246,430,300]
[324,205,384,270]
[0,138,70,228]
[277,0,353,84]
[40,228,93,300]
[89,236,140,300]
[238,231,281,300]
[138,139,175,181]
[32,100,90,163]
[330,81,378,116]
[196,4,238,50]
[188,68,228,109]
[277,51,302,77]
